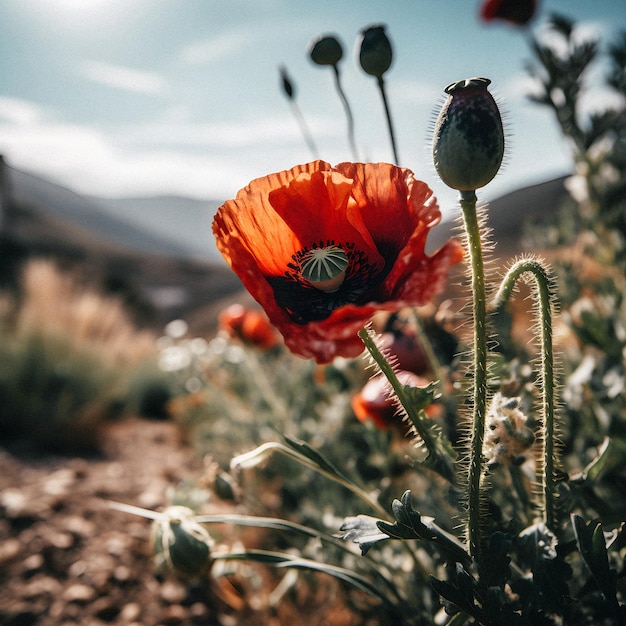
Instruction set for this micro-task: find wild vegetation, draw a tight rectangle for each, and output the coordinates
[1,7,625,626]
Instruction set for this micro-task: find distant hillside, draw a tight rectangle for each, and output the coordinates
[92,195,223,264]
[0,163,242,330]
[427,175,569,257]
[6,166,220,262]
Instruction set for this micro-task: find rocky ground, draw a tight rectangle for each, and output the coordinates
[0,419,375,626]
[0,418,226,626]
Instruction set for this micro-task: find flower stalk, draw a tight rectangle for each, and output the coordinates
[460,190,489,559]
[491,257,558,530]
[377,76,399,165]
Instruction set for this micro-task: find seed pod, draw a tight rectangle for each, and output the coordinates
[432,77,504,191]
[151,506,213,577]
[309,35,343,66]
[279,65,295,100]
[357,25,393,79]
[300,246,349,293]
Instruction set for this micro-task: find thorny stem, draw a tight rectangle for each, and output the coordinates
[460,190,488,559]
[490,257,557,531]
[377,76,399,165]
[332,65,359,161]
[358,328,440,462]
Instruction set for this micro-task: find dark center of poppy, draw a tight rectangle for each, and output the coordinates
[267,240,381,324]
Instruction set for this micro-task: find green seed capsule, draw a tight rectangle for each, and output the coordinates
[309,35,343,66]
[151,506,213,577]
[357,25,393,79]
[432,77,504,192]
[300,246,349,293]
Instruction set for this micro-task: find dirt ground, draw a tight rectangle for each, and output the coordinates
[0,418,226,626]
[0,418,378,626]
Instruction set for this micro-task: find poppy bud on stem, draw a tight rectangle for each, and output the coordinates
[432,77,505,558]
[308,35,359,160]
[357,25,399,165]
[278,65,319,159]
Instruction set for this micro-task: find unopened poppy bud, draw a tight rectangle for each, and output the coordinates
[432,77,504,191]
[357,25,393,79]
[151,506,213,577]
[309,35,343,66]
[279,65,295,100]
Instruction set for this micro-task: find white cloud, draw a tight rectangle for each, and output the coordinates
[179,30,252,65]
[0,112,305,199]
[119,113,342,149]
[0,97,45,125]
[78,60,168,95]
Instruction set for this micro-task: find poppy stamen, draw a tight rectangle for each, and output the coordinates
[300,245,349,293]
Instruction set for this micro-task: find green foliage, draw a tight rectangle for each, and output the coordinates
[120,13,626,625]
[0,331,121,452]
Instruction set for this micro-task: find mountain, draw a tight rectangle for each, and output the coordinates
[90,195,223,264]
[0,162,242,330]
[427,175,569,257]
[5,165,221,262]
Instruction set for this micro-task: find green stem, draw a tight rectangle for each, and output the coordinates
[377,76,399,165]
[231,441,388,520]
[490,258,557,531]
[332,65,359,161]
[460,190,488,559]
[289,100,319,159]
[358,327,456,484]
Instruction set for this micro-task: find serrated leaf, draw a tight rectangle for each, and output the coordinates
[478,532,512,589]
[376,491,469,565]
[429,565,478,618]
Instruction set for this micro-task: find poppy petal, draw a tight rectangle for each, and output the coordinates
[213,161,463,363]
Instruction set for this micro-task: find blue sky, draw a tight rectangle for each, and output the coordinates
[0,0,624,216]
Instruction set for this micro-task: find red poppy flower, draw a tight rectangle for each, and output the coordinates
[218,304,280,350]
[351,370,440,430]
[212,161,463,363]
[480,0,537,25]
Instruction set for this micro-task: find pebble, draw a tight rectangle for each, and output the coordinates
[62,583,97,604]
[119,602,141,622]
[0,537,21,563]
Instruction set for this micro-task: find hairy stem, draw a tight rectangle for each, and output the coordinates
[491,257,557,530]
[460,190,488,559]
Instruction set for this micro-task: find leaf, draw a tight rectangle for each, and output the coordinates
[571,514,619,607]
[282,434,352,483]
[339,514,390,555]
[213,549,400,611]
[478,532,512,589]
[376,491,469,565]
[429,564,478,619]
